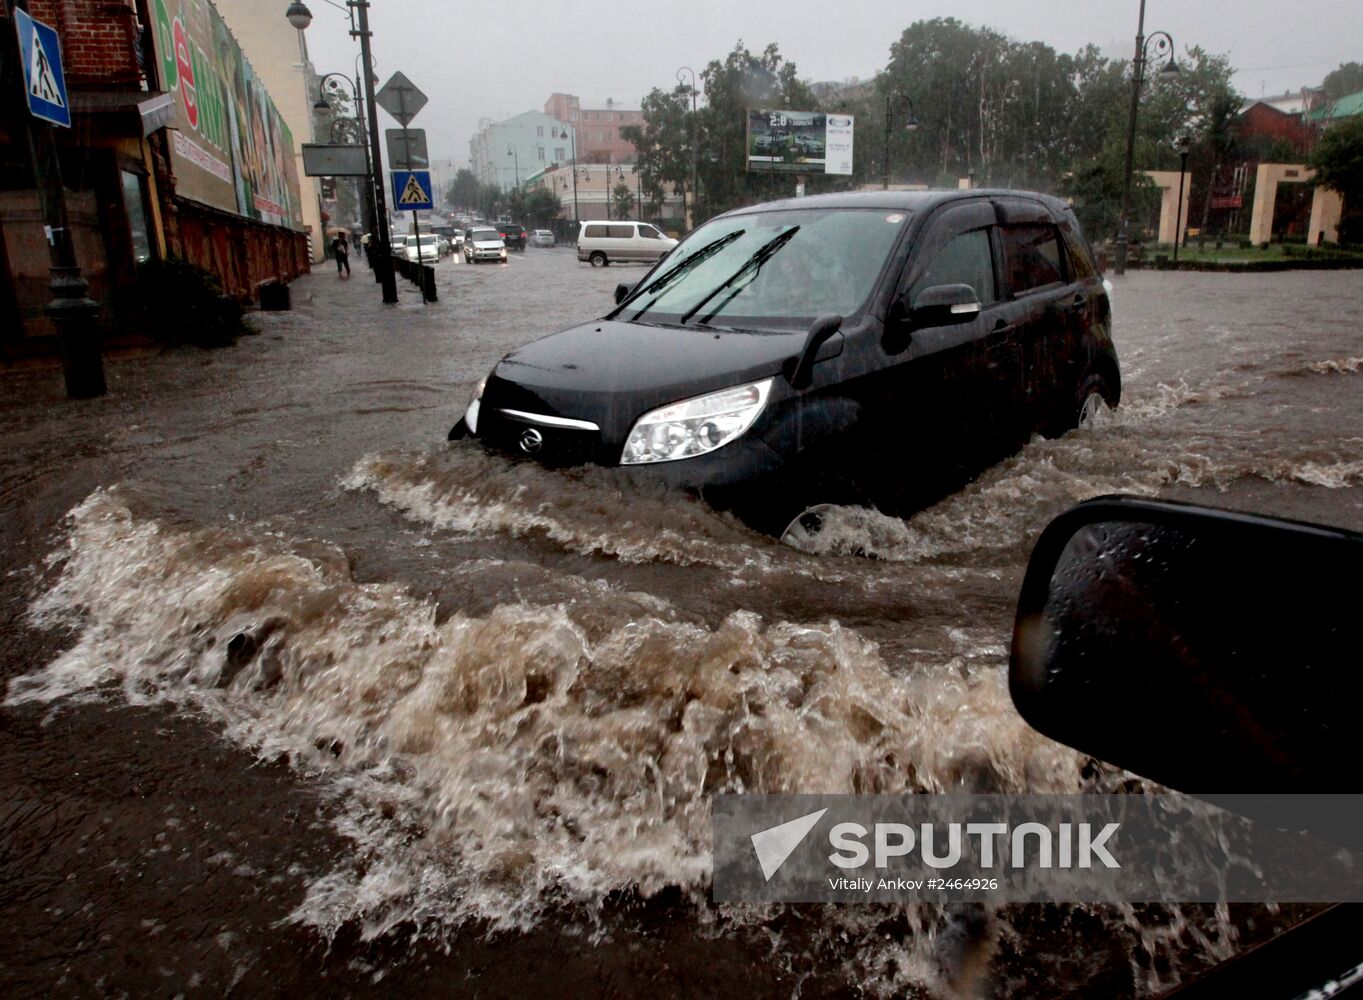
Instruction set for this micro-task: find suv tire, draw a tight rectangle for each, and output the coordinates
[589,251,608,267]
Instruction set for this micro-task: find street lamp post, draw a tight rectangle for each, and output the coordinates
[1114,0,1180,276]
[558,127,579,227]
[1173,134,1191,264]
[287,0,397,303]
[506,145,520,191]
[882,94,920,190]
[676,66,699,228]
[315,73,375,261]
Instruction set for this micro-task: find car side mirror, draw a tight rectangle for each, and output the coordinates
[906,283,981,327]
[1010,496,1363,845]
[614,282,636,305]
[787,313,843,390]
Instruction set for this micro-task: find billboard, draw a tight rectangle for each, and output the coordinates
[149,0,304,230]
[746,110,854,175]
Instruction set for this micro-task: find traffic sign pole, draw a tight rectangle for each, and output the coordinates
[7,0,104,397]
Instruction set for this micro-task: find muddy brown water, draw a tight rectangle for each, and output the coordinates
[2,252,1361,998]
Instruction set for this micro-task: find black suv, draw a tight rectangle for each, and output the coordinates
[452,190,1118,537]
[497,223,527,251]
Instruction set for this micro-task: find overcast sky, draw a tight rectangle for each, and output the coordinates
[300,0,1360,171]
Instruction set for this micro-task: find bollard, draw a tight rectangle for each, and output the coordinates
[421,264,437,303]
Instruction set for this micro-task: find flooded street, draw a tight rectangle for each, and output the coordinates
[2,251,1361,998]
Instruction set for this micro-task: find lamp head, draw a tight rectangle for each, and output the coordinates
[1159,56,1180,80]
[285,1,313,30]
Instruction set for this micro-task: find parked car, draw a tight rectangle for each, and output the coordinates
[577,221,678,267]
[402,234,442,262]
[531,229,556,248]
[498,223,527,251]
[450,190,1118,538]
[463,226,507,264]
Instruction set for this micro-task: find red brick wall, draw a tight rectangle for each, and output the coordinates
[28,0,141,88]
[1236,104,1316,155]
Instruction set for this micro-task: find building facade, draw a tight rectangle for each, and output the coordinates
[470,111,575,192]
[526,163,683,225]
[1,0,308,361]
[214,0,327,262]
[543,93,642,164]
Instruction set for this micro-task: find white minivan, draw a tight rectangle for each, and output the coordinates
[577,221,677,267]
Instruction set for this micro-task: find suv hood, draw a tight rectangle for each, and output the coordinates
[484,318,816,440]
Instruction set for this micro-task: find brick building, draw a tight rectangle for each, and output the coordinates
[543,93,643,165]
[1,0,308,361]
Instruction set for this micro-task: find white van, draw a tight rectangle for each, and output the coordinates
[577,221,677,267]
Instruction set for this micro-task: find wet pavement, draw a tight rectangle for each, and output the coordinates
[1,248,1361,998]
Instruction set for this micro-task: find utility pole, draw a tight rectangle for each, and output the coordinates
[352,1,397,302]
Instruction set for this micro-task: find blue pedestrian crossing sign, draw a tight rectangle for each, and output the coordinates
[392,170,433,211]
[15,8,71,128]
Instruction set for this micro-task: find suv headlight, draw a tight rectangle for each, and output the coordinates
[621,379,772,465]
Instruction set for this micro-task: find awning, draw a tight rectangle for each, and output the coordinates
[68,91,176,138]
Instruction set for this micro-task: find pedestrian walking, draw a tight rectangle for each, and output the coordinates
[331,233,351,277]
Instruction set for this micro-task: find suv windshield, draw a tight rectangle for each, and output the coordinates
[621,207,910,330]
[470,229,500,241]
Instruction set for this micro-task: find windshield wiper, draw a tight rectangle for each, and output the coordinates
[614,229,746,322]
[679,226,800,326]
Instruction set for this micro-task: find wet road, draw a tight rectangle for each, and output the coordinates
[2,247,1361,998]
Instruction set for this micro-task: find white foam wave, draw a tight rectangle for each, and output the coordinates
[9,490,1077,946]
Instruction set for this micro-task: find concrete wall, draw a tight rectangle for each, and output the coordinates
[1248,163,1312,246]
[214,0,326,262]
[1143,170,1194,245]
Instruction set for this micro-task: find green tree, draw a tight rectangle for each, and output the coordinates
[1323,62,1363,100]
[446,168,480,210]
[524,187,562,227]
[612,183,635,219]
[696,41,825,218]
[1309,115,1363,241]
[621,85,694,220]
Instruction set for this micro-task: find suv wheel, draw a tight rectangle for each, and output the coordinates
[1071,373,1115,432]
[589,251,608,267]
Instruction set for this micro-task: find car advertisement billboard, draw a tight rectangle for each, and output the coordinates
[149,0,304,230]
[746,109,854,175]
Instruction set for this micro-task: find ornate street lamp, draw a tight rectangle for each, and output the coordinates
[1114,1,1181,275]
[882,93,920,190]
[506,144,520,192]
[557,126,579,226]
[286,0,397,303]
[676,66,699,227]
[314,72,376,256]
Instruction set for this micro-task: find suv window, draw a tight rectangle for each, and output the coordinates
[910,228,996,306]
[1002,224,1067,294]
[638,225,661,240]
[583,224,608,238]
[607,224,635,239]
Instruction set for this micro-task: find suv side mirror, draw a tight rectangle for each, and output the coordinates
[1010,495,1363,843]
[906,283,981,326]
[614,282,637,305]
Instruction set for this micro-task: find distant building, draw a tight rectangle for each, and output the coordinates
[1306,88,1363,126]
[543,94,643,164]
[470,111,575,191]
[526,163,682,223]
